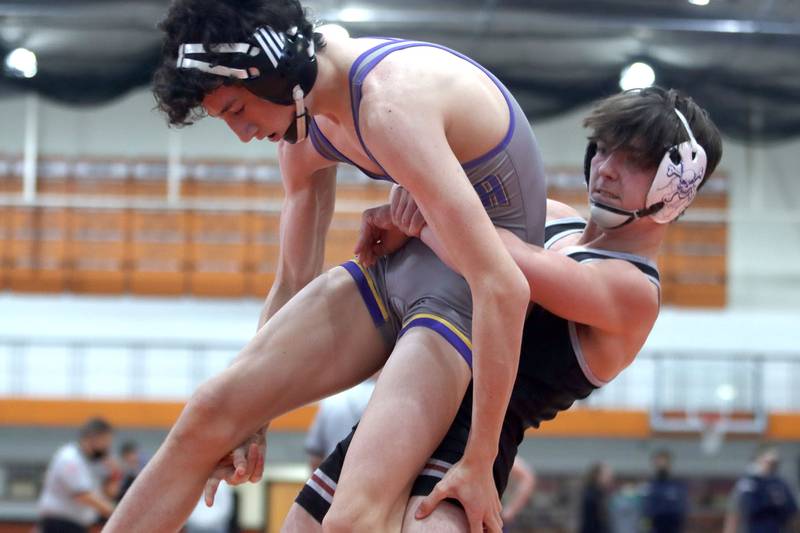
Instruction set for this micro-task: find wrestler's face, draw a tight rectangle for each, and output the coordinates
[588,141,656,212]
[203,84,293,143]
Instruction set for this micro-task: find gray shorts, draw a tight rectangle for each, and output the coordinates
[341,238,473,366]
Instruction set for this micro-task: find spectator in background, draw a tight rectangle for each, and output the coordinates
[579,461,614,533]
[723,445,798,533]
[305,377,376,472]
[642,449,688,533]
[116,440,143,502]
[37,417,118,533]
[501,457,536,532]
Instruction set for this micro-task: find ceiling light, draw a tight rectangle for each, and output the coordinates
[715,383,737,403]
[339,6,373,23]
[688,0,710,5]
[619,61,655,91]
[317,23,350,38]
[5,48,37,78]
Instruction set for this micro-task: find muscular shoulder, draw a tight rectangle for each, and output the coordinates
[545,199,582,222]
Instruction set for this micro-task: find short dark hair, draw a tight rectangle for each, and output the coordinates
[153,0,326,127]
[119,440,139,456]
[583,86,723,190]
[79,417,113,438]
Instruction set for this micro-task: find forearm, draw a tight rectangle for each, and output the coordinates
[419,226,456,270]
[464,282,528,464]
[258,277,307,330]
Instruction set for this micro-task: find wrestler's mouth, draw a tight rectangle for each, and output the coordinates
[592,190,620,202]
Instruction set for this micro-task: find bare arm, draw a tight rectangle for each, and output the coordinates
[502,458,536,522]
[394,190,655,334]
[208,145,336,505]
[494,230,658,334]
[257,143,337,330]
[74,491,115,518]
[361,95,529,528]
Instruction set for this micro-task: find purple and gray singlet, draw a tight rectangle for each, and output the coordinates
[310,38,547,365]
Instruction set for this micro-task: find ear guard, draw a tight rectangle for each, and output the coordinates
[176,26,317,143]
[585,108,707,228]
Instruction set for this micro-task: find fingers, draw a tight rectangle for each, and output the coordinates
[244,441,258,481]
[231,446,248,481]
[389,185,404,221]
[414,485,446,520]
[204,476,221,507]
[398,197,416,231]
[409,209,426,237]
[467,513,483,533]
[250,441,265,483]
[486,511,504,533]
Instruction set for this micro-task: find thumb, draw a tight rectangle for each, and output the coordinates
[415,486,446,520]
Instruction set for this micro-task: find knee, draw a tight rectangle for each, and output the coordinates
[323,495,398,533]
[320,511,349,533]
[322,498,369,533]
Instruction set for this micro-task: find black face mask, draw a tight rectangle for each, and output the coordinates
[656,468,670,481]
[88,448,108,461]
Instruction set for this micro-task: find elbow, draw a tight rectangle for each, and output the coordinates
[275,265,319,294]
[474,265,530,313]
[496,264,531,307]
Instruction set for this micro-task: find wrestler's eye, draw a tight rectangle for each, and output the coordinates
[233,105,245,116]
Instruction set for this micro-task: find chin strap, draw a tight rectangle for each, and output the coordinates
[589,200,664,229]
[282,85,310,144]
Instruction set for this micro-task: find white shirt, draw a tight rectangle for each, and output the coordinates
[37,443,100,526]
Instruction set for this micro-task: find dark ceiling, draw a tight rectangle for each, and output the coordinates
[1,0,799,140]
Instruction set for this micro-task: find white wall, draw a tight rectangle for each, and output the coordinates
[1,90,278,160]
[1,89,798,307]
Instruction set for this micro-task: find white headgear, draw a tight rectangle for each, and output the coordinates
[590,108,707,229]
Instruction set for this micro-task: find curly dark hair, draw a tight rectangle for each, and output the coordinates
[153,0,326,127]
[584,86,723,188]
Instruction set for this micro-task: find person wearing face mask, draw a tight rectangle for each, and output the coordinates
[642,449,688,533]
[723,445,798,533]
[37,417,117,533]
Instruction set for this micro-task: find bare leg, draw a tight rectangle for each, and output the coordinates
[322,328,471,533]
[104,268,388,533]
[402,496,469,533]
[282,503,323,533]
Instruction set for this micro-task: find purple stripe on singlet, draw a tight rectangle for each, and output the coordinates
[341,261,387,326]
[349,42,426,182]
[399,317,473,368]
[308,120,341,163]
[348,40,517,180]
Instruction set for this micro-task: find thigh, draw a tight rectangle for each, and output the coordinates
[205,266,390,430]
[281,503,323,533]
[402,496,468,533]
[335,328,472,509]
